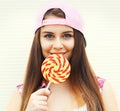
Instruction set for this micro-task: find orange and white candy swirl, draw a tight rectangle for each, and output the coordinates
[41,54,71,84]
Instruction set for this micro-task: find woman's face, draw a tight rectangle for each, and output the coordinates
[40,17,74,60]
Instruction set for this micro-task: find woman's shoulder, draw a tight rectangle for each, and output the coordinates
[101,79,119,110]
[6,88,21,111]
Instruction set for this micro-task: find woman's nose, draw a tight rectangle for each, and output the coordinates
[53,38,63,50]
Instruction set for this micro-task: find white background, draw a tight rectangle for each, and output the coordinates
[0,0,120,110]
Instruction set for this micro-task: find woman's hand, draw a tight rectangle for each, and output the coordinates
[25,88,51,111]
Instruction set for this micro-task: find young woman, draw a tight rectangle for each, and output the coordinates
[6,1,119,111]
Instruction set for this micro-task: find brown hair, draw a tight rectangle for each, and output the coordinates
[20,8,104,111]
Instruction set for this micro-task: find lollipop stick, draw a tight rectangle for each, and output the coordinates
[46,82,51,89]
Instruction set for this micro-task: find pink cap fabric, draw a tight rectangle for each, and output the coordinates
[35,1,84,35]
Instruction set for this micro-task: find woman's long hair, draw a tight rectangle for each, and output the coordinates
[20,8,104,111]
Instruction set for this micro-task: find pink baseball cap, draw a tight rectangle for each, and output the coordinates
[35,1,86,46]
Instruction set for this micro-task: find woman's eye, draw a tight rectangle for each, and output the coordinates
[64,34,73,38]
[44,34,53,39]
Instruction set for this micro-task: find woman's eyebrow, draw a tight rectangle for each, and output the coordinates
[62,31,73,33]
[41,31,54,34]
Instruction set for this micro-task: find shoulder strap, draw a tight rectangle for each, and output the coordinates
[17,84,23,95]
[97,76,105,93]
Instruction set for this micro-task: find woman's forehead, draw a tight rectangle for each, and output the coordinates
[41,24,73,33]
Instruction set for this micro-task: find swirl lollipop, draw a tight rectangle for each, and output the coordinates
[41,54,71,88]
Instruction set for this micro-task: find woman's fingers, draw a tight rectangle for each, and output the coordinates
[35,88,51,96]
[25,88,51,111]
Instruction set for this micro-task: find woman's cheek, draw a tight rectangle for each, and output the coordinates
[41,41,52,57]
